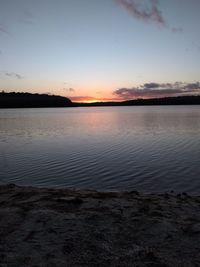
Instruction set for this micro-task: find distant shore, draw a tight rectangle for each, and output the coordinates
[0,184,200,266]
[1,92,200,108]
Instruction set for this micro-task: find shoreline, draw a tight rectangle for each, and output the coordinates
[0,184,200,266]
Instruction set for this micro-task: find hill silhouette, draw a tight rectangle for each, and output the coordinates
[0,92,73,108]
[0,92,200,108]
[123,95,200,106]
[75,95,200,106]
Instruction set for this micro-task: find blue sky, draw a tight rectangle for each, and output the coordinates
[0,0,200,102]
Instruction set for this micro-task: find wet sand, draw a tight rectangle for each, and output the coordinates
[0,184,200,266]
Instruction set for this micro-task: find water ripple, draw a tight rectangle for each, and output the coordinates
[1,106,200,193]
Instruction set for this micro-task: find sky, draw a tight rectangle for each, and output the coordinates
[0,0,200,102]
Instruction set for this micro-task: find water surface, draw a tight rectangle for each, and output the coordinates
[0,106,200,193]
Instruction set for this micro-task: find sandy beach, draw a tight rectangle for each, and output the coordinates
[0,184,200,267]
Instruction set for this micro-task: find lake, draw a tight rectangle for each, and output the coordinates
[0,106,200,193]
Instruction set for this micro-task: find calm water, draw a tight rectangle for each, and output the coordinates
[0,106,200,193]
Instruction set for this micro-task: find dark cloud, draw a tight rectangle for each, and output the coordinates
[114,0,183,32]
[143,82,178,89]
[143,82,160,89]
[113,82,200,99]
[5,72,23,79]
[114,0,166,26]
[184,82,200,90]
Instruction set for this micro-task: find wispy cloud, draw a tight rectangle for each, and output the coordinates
[5,72,23,79]
[171,27,183,33]
[20,10,34,25]
[114,0,183,32]
[113,82,200,99]
[63,88,75,92]
[192,41,200,53]
[0,24,9,35]
[114,0,166,26]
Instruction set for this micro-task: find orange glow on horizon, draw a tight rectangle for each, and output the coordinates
[82,99,101,103]
[70,97,123,103]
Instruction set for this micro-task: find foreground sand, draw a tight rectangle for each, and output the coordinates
[0,184,200,266]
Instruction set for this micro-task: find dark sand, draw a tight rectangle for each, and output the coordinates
[0,184,200,267]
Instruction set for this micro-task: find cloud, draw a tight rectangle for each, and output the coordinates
[20,10,34,25]
[5,72,23,79]
[171,27,183,33]
[114,0,183,32]
[192,41,200,53]
[113,82,200,99]
[0,24,9,35]
[63,88,75,92]
[114,0,166,26]
[143,82,160,89]
[184,82,200,90]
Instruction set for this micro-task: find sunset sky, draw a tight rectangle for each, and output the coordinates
[0,0,200,102]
